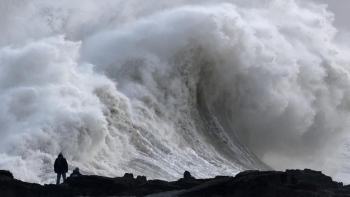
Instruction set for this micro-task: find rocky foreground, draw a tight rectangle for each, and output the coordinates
[1,169,350,197]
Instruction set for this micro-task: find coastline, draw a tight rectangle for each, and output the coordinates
[1,169,349,197]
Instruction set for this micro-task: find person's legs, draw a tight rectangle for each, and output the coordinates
[56,173,61,185]
[62,173,66,183]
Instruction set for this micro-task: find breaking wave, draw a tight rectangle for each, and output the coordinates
[1,0,350,184]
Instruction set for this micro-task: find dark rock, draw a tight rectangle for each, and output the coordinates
[184,171,192,180]
[0,169,350,197]
[136,175,147,182]
[280,172,297,185]
[177,177,233,197]
[286,169,339,188]
[174,177,206,190]
[123,173,134,179]
[174,170,197,189]
[0,170,14,179]
[137,179,181,192]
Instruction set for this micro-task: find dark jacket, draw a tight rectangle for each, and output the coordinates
[70,168,82,178]
[54,154,68,173]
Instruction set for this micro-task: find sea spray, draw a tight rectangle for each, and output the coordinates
[0,0,350,184]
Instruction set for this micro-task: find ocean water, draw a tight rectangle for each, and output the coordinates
[1,0,350,184]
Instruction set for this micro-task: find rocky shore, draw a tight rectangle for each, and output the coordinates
[1,169,349,197]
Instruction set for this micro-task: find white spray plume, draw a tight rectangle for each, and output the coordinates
[0,0,350,184]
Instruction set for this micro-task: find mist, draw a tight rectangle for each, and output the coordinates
[1,0,350,184]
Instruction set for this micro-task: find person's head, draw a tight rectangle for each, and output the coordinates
[58,153,63,158]
[74,167,79,172]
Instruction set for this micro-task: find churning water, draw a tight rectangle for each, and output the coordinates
[1,0,350,184]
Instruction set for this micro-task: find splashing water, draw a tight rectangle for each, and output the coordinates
[1,0,350,184]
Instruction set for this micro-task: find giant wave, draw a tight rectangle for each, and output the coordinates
[1,0,350,184]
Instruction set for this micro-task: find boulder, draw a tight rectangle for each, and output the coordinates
[136,175,147,182]
[184,171,192,180]
[123,173,134,179]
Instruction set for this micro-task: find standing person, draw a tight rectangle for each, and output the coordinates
[54,153,68,185]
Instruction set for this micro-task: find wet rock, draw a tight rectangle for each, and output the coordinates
[123,173,134,179]
[136,175,147,182]
[0,169,349,197]
[0,170,13,179]
[184,171,192,180]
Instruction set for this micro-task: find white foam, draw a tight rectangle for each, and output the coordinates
[0,0,350,184]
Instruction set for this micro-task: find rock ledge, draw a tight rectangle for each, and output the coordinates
[0,169,349,197]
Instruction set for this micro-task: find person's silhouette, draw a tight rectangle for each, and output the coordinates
[54,153,68,185]
[70,167,82,178]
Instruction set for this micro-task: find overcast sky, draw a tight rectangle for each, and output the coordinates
[313,0,350,29]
